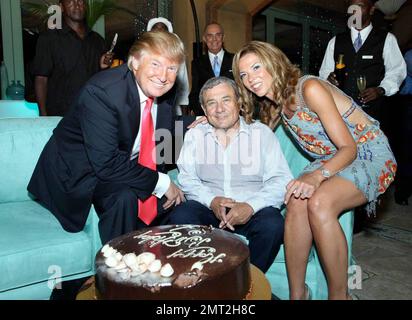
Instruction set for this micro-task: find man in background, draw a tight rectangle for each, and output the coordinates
[146,17,190,116]
[32,0,114,116]
[189,22,234,116]
[319,0,406,123]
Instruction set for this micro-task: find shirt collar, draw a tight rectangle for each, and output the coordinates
[61,21,92,37]
[208,49,224,61]
[135,80,155,105]
[205,116,250,135]
[350,23,372,43]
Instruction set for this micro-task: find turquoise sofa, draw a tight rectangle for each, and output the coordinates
[0,100,39,118]
[0,117,102,300]
[0,116,354,300]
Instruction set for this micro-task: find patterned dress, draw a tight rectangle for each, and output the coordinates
[281,75,397,215]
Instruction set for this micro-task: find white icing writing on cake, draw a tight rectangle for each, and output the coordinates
[167,246,226,265]
[134,226,211,248]
[133,226,226,268]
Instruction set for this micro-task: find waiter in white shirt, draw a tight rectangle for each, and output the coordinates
[169,77,293,273]
[319,0,406,122]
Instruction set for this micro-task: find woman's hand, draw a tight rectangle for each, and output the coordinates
[284,171,324,204]
[188,116,208,129]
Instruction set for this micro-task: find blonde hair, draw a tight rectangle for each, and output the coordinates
[127,31,185,70]
[232,41,301,128]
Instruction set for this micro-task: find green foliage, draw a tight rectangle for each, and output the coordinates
[86,0,116,29]
[22,0,135,29]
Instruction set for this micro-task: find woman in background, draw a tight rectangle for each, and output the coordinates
[146,17,190,116]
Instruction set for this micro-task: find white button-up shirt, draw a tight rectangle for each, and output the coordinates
[177,117,293,213]
[130,82,170,198]
[208,49,225,70]
[319,24,407,96]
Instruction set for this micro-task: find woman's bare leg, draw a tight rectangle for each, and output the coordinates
[285,198,313,300]
[307,176,366,300]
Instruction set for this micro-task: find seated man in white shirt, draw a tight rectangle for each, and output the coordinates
[169,77,293,273]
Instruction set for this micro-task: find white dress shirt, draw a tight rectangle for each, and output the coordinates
[130,82,170,198]
[208,49,225,70]
[177,117,293,213]
[319,24,407,96]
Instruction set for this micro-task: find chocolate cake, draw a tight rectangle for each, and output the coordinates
[95,225,251,300]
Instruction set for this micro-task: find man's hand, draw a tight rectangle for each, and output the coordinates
[187,116,208,129]
[327,72,339,87]
[100,52,115,69]
[219,202,254,231]
[210,196,235,223]
[163,182,185,210]
[359,87,384,104]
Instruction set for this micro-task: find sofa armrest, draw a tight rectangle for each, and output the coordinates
[83,206,102,271]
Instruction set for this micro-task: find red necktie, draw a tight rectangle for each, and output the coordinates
[138,97,158,225]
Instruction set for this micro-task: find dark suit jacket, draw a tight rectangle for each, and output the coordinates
[27,64,183,232]
[189,50,234,115]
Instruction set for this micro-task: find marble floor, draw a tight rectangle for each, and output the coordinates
[351,186,412,300]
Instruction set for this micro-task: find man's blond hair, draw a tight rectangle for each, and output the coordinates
[127,31,185,70]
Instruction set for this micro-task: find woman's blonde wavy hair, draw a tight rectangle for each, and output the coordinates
[232,41,301,129]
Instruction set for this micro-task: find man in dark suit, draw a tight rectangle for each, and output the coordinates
[189,22,234,115]
[28,31,186,245]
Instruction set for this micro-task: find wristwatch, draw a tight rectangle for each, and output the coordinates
[320,168,331,180]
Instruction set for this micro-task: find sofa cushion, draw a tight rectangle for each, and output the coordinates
[0,117,62,203]
[0,201,93,292]
[0,101,39,118]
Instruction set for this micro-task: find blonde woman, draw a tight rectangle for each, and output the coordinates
[231,41,396,300]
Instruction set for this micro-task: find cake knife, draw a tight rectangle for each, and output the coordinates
[108,33,118,54]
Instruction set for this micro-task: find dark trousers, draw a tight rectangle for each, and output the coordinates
[167,200,284,273]
[394,94,412,203]
[92,182,171,244]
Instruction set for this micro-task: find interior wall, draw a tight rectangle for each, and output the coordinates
[173,0,280,85]
[173,0,208,73]
[218,8,248,54]
[172,0,253,87]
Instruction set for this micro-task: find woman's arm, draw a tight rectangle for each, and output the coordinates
[303,79,357,173]
[284,79,357,203]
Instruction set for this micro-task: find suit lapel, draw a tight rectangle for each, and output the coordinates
[155,98,172,132]
[202,55,214,78]
[221,51,232,74]
[125,67,141,142]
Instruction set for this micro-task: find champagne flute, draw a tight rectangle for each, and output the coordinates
[357,75,367,107]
